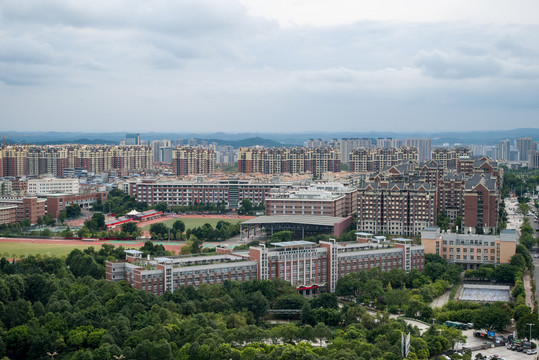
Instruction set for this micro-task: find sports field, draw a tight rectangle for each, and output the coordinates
[0,242,103,258]
[140,217,245,231]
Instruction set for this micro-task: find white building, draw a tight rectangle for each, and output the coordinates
[27,177,79,195]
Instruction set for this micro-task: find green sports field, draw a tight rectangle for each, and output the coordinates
[141,217,244,231]
[0,242,102,258]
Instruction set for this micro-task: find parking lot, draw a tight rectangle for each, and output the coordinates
[471,345,537,359]
[458,329,537,359]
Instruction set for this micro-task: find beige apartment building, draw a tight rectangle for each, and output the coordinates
[421,227,516,269]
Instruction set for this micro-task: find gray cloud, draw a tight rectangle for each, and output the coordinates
[0,1,538,131]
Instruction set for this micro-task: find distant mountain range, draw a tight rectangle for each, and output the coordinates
[2,128,539,146]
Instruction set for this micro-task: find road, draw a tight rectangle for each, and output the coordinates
[507,196,539,310]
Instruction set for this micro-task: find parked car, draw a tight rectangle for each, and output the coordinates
[527,349,537,355]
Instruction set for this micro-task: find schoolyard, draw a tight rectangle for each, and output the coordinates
[0,238,184,258]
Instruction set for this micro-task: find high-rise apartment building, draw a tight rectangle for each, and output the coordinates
[337,138,373,164]
[405,138,431,161]
[497,139,510,161]
[0,145,153,177]
[431,147,472,169]
[516,137,536,162]
[529,150,539,169]
[171,146,215,176]
[349,147,418,172]
[150,139,171,162]
[125,133,141,145]
[357,182,437,236]
[237,147,341,177]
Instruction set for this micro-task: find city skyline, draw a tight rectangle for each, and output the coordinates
[1,0,538,132]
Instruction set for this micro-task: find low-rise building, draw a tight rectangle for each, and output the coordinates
[265,188,348,217]
[106,235,425,295]
[0,204,17,224]
[27,177,79,195]
[0,196,47,224]
[421,227,516,269]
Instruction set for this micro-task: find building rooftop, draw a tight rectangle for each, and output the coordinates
[241,215,347,227]
[125,250,143,255]
[272,240,316,248]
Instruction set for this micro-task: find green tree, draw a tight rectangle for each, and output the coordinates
[154,203,169,213]
[150,223,169,239]
[172,220,186,233]
[301,302,315,326]
[57,211,67,224]
[238,199,253,215]
[313,323,331,346]
[66,203,82,218]
[121,222,139,237]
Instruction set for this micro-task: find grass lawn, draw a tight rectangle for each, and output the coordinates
[141,217,244,231]
[0,242,102,258]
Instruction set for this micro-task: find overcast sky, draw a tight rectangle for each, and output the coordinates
[1,0,538,133]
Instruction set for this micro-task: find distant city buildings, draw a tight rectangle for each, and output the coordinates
[237,147,341,177]
[349,147,418,172]
[529,150,539,169]
[171,146,215,176]
[150,139,172,163]
[405,138,431,162]
[516,137,537,162]
[0,145,153,177]
[124,133,141,145]
[430,146,472,169]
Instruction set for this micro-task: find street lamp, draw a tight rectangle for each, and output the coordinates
[113,356,125,360]
[46,352,58,360]
[527,323,535,341]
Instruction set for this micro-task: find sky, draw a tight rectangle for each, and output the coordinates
[1,0,538,133]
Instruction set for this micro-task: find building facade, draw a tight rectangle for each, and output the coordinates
[171,146,215,176]
[0,145,153,177]
[237,147,341,177]
[405,138,432,162]
[357,182,437,236]
[516,137,536,162]
[431,147,472,169]
[106,236,425,295]
[421,227,516,269]
[349,147,419,173]
[27,177,79,195]
[0,197,47,224]
[129,179,282,209]
[529,150,539,169]
[265,184,358,217]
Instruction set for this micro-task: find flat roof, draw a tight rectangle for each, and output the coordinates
[355,232,374,236]
[155,257,173,262]
[125,249,143,255]
[241,215,347,227]
[272,240,316,247]
[393,238,412,242]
